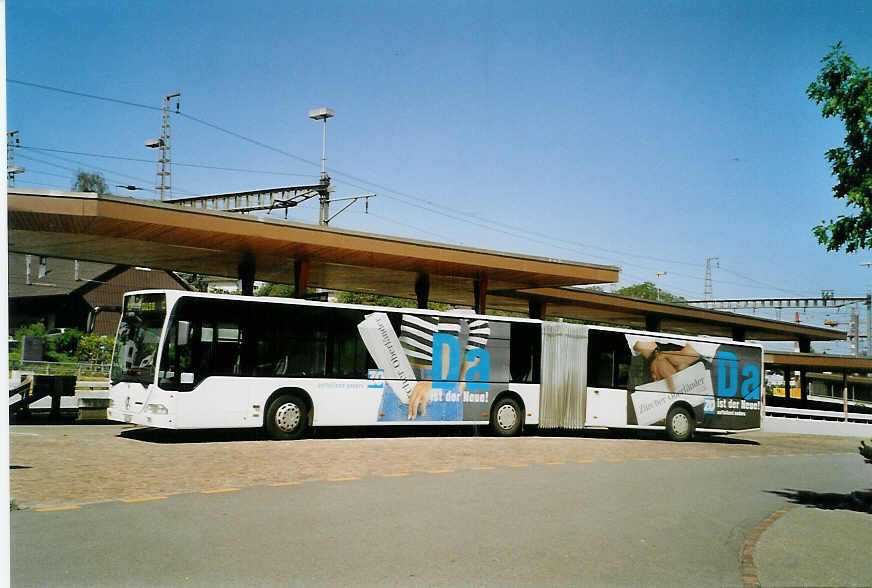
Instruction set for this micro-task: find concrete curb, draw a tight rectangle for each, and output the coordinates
[740,506,797,588]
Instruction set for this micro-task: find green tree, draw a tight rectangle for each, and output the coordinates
[72,171,111,194]
[75,334,115,363]
[807,42,872,253]
[255,282,295,297]
[614,282,686,304]
[335,291,450,311]
[13,323,84,363]
[13,322,48,340]
[178,273,210,292]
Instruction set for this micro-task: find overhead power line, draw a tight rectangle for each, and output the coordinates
[17,149,198,197]
[20,146,313,177]
[8,79,161,111]
[7,79,709,267]
[10,78,834,299]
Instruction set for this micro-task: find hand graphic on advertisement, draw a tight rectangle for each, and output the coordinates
[456,355,480,395]
[657,346,700,374]
[408,381,431,420]
[634,342,702,391]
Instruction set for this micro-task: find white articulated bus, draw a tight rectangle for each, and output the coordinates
[107,290,763,441]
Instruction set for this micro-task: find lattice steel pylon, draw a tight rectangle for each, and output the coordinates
[7,130,24,185]
[704,257,719,305]
[152,93,180,200]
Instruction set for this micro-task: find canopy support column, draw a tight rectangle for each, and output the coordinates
[415,273,430,310]
[528,299,547,320]
[238,253,256,296]
[798,337,811,353]
[294,259,310,298]
[843,372,849,421]
[799,369,808,408]
[474,273,488,315]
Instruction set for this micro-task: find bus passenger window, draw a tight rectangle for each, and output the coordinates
[510,323,541,384]
[212,323,242,376]
[587,330,631,390]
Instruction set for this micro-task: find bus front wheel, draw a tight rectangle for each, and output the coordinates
[490,397,522,437]
[665,406,694,442]
[265,394,308,440]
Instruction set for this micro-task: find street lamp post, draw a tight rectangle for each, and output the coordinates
[308,107,335,225]
[655,271,667,302]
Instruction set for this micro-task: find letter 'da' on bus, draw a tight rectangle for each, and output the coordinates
[717,350,738,397]
[431,333,461,390]
[464,348,490,392]
[741,364,761,400]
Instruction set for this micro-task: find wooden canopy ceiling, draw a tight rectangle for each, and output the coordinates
[8,188,847,344]
[8,188,617,304]
[489,287,846,343]
[764,351,872,372]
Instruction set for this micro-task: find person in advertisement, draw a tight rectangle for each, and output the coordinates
[358,312,506,422]
[626,335,761,429]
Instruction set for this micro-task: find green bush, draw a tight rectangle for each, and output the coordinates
[860,440,872,464]
[76,334,115,363]
[12,322,112,364]
[50,329,84,356]
[13,322,48,339]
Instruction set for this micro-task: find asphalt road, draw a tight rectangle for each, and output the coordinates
[11,451,869,587]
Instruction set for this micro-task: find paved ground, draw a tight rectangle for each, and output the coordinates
[755,508,872,587]
[10,425,871,587]
[9,425,861,508]
[10,426,872,586]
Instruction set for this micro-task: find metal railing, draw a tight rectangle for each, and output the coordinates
[765,405,872,424]
[9,360,110,378]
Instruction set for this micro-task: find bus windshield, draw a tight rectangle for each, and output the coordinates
[110,293,167,385]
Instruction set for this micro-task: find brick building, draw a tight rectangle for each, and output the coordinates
[8,254,192,336]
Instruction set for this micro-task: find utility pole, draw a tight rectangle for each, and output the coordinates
[849,306,859,356]
[173,108,375,225]
[7,130,24,185]
[146,93,180,200]
[655,271,666,302]
[867,293,871,357]
[308,107,334,225]
[305,107,375,226]
[861,263,872,356]
[704,257,719,307]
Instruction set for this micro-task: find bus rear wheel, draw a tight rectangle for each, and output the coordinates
[265,394,308,440]
[490,397,522,437]
[665,406,694,442]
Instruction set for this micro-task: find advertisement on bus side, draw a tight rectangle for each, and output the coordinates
[358,312,509,422]
[625,334,762,430]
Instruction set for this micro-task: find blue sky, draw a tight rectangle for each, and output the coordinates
[6,1,872,347]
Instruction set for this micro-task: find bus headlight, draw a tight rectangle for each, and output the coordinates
[146,404,169,415]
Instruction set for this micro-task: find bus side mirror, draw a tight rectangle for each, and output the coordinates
[177,321,191,346]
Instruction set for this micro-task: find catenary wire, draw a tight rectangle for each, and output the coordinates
[8,80,706,268]
[10,79,835,299]
[19,146,315,178]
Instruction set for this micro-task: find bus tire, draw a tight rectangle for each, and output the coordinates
[490,396,522,437]
[665,406,694,442]
[265,394,308,440]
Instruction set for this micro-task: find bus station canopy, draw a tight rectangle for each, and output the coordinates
[764,351,872,373]
[492,287,844,344]
[8,187,616,300]
[8,187,847,345]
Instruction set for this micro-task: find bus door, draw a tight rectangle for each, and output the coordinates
[162,310,251,428]
[584,330,632,427]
